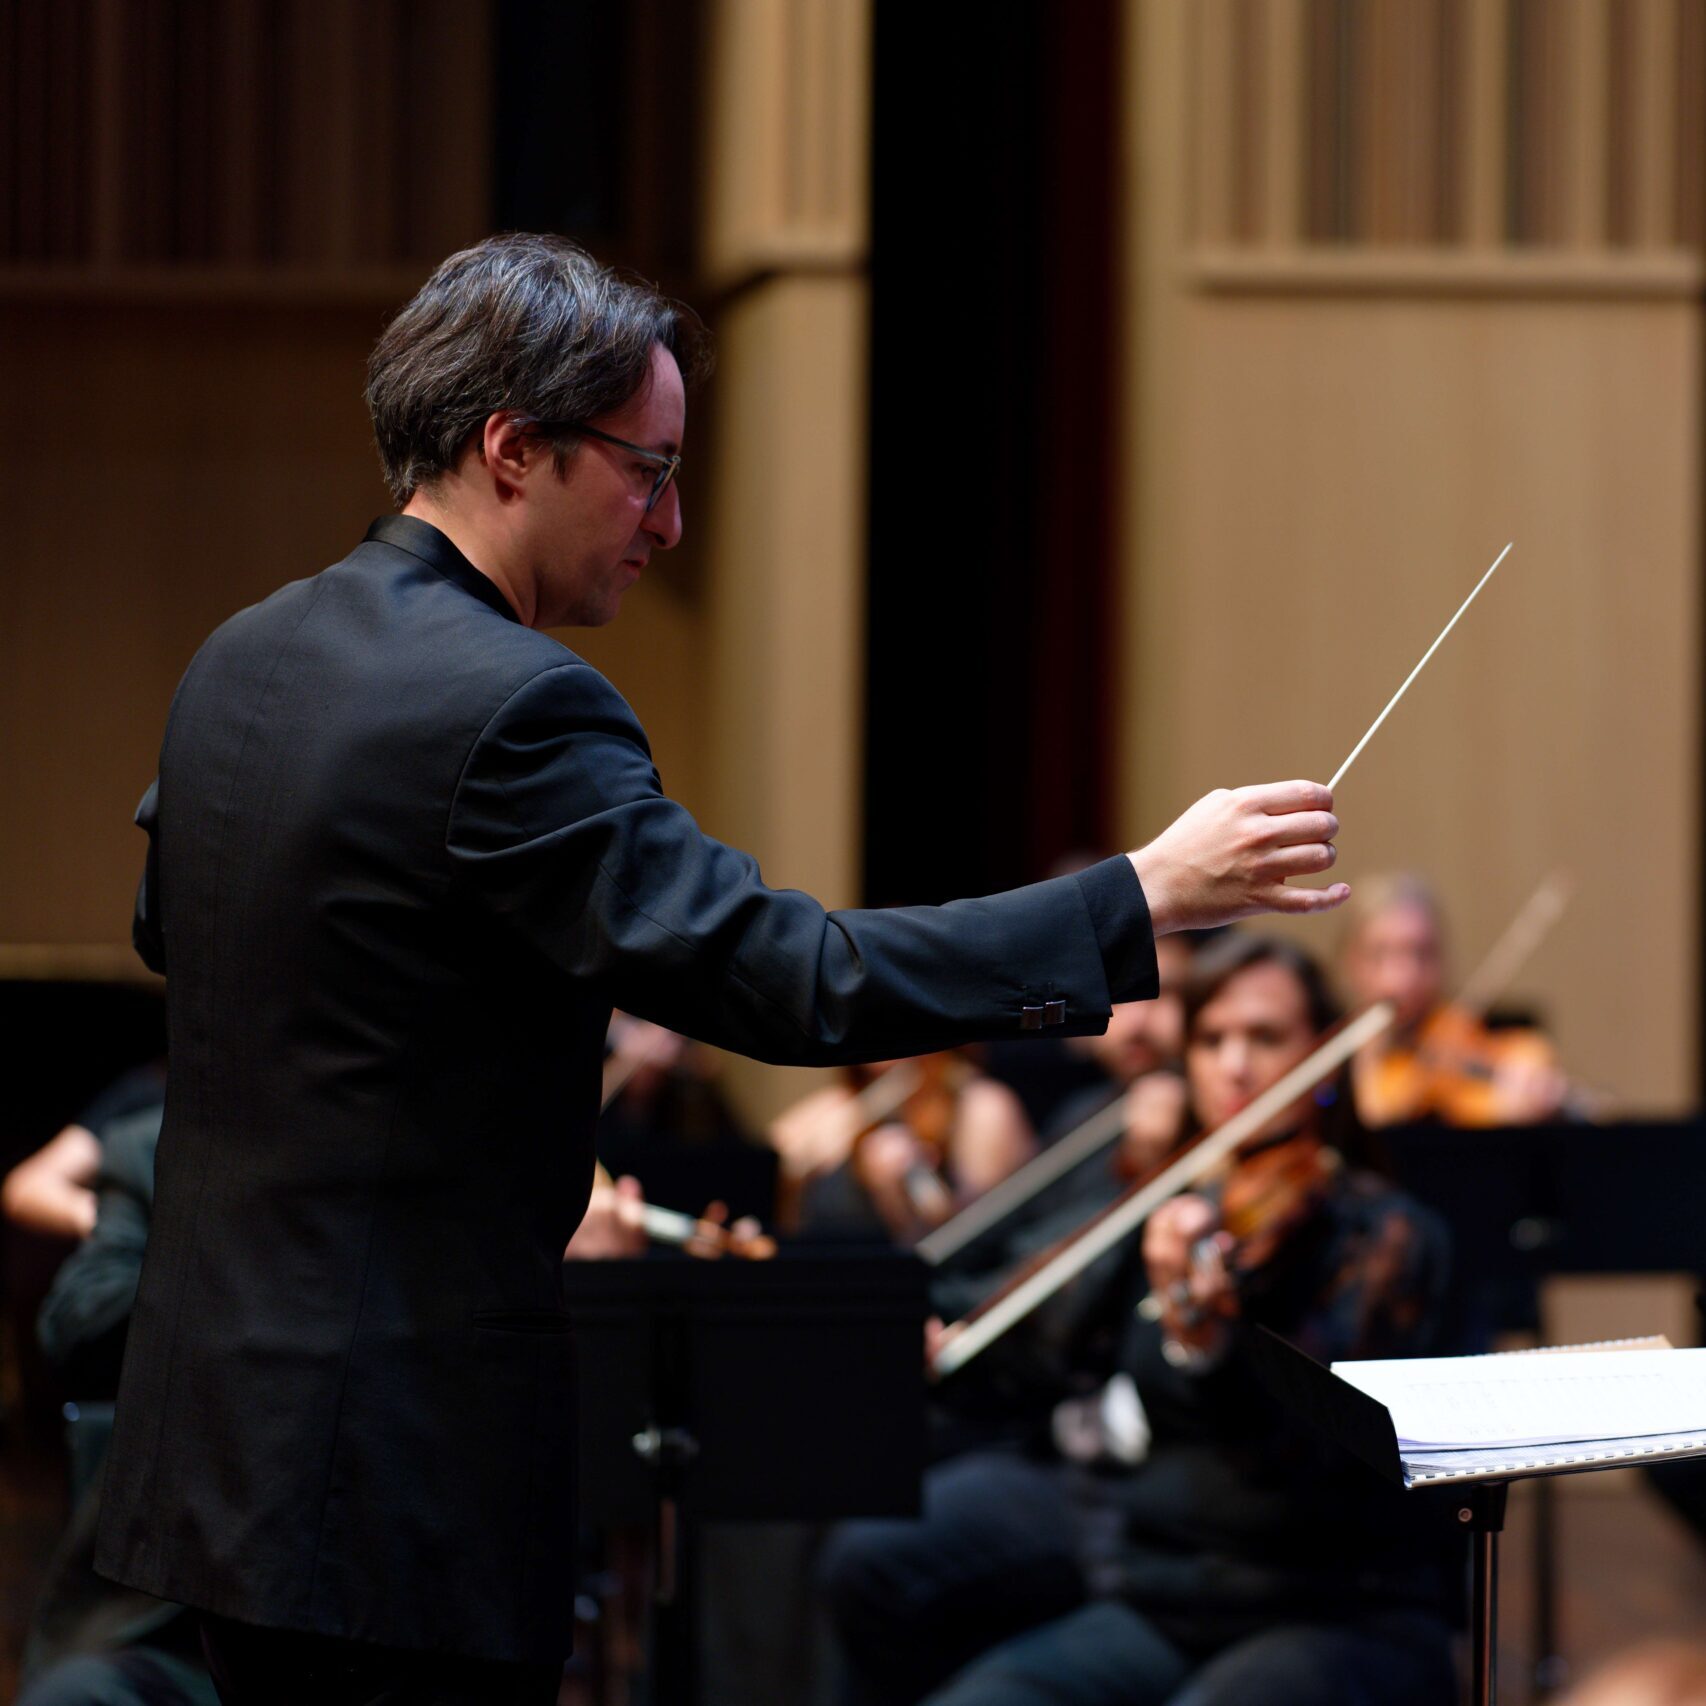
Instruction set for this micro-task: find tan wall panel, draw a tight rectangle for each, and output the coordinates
[0,302,390,951]
[694,273,868,1126]
[1123,293,1699,1110]
[0,301,715,964]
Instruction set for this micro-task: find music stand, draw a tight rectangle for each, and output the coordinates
[562,1249,928,1704]
[1248,1327,1706,1706]
[1388,1118,1706,1689]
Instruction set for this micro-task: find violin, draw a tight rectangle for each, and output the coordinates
[1149,1128,1342,1348]
[1214,1128,1339,1276]
[1353,871,1573,1129]
[1356,1002,1561,1128]
[846,1053,971,1231]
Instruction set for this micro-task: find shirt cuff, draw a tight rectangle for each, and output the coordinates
[1073,855,1160,1005]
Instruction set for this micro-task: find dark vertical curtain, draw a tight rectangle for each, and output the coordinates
[863,1,1122,906]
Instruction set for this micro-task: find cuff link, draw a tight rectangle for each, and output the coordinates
[1020,998,1068,1030]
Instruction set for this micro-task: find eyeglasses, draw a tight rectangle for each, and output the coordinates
[532,421,681,512]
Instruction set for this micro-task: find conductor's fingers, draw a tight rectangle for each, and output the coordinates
[1264,842,1338,878]
[1263,880,1352,915]
[1239,780,1334,816]
[1262,810,1338,848]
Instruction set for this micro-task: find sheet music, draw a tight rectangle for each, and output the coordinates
[1330,1347,1706,1451]
[1401,1426,1706,1481]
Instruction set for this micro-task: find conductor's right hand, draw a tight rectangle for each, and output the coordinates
[1127,782,1348,934]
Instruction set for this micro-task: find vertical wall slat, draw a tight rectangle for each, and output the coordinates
[1191,0,1238,244]
[1351,0,1381,240]
[351,0,399,264]
[215,0,263,263]
[1605,0,1636,246]
[1261,0,1306,244]
[1627,0,1677,248]
[1230,0,1260,241]
[1461,0,1508,245]
[1674,0,1704,249]
[1434,0,1461,241]
[1302,0,1354,241]
[45,0,83,260]
[1400,0,1444,241]
[136,0,173,262]
[0,2,15,258]
[834,0,868,244]
[1561,0,1611,247]
[411,0,492,260]
[175,0,216,263]
[15,1,48,259]
[87,0,126,263]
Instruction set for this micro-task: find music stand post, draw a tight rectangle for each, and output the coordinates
[1461,1479,1508,1706]
[562,1250,929,1705]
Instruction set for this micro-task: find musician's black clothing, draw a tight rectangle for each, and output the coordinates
[824,1167,1459,1705]
[95,515,1159,1663]
[196,1616,560,1706]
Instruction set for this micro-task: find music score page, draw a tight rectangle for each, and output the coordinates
[1330,1347,1706,1452]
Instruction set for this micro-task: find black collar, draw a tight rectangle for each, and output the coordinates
[364,515,522,624]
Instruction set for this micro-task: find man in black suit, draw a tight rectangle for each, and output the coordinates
[95,234,1349,1704]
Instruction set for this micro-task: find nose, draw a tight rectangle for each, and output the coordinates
[1221,1036,1254,1086]
[645,478,683,550]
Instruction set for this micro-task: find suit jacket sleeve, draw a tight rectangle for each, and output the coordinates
[447,662,1158,1066]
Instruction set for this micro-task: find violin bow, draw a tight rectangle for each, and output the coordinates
[916,1082,1137,1267]
[1452,871,1573,1023]
[928,1002,1395,1381]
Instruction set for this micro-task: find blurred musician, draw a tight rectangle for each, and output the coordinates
[821,934,1456,1706]
[774,1053,1035,1245]
[1036,932,1199,1175]
[2,1062,167,1244]
[1338,872,1568,1128]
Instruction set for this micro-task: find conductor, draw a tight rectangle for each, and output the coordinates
[95,234,1350,1705]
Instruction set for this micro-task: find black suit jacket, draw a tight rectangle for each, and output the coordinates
[95,516,1158,1661]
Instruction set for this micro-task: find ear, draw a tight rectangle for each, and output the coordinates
[477,412,539,502]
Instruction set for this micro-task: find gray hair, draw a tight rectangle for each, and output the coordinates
[365,233,710,503]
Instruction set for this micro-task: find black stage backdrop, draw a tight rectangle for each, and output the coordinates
[864,1,1124,906]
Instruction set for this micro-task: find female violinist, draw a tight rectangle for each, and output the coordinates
[1337,872,1568,1130]
[823,935,1458,1706]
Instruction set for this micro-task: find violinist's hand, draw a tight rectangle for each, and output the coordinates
[856,1124,951,1239]
[1495,1056,1569,1124]
[924,1315,950,1364]
[565,1174,648,1261]
[1143,1194,1238,1346]
[1128,782,1349,934]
